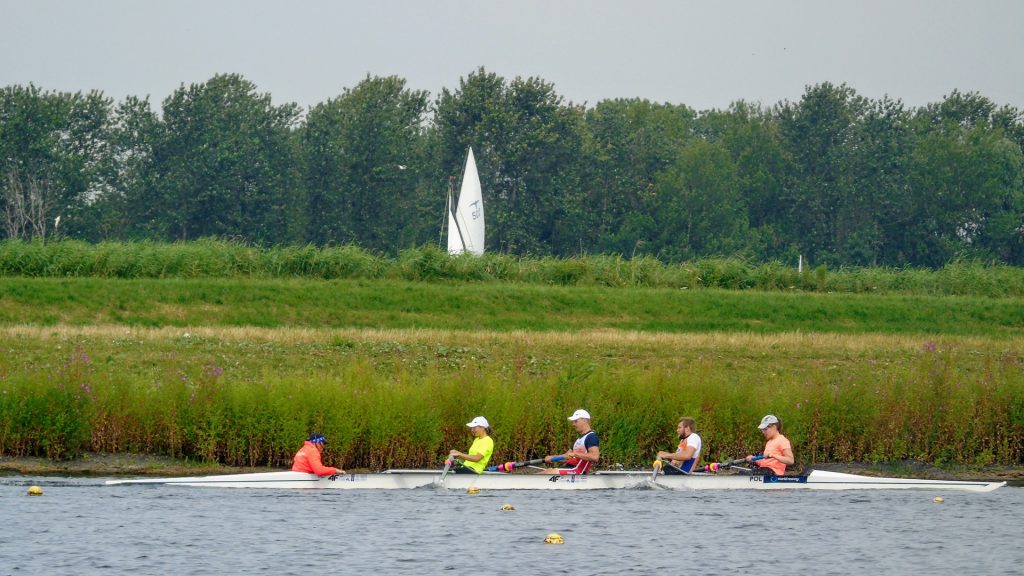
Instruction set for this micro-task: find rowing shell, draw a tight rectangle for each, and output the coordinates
[104,469,1005,492]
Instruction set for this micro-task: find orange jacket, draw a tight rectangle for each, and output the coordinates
[291,441,340,476]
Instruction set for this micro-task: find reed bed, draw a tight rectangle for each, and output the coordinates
[2,328,1021,468]
[2,239,1024,297]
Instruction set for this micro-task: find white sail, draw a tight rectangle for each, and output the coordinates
[447,147,485,255]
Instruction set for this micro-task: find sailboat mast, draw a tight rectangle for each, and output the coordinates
[441,176,453,248]
[450,179,468,253]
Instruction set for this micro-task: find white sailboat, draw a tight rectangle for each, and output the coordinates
[446,147,485,255]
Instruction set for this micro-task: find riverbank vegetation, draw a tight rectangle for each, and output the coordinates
[2,244,1023,471]
[3,239,1024,297]
[1,326,1022,470]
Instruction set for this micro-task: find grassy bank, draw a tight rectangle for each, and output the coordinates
[1,327,1022,469]
[2,239,1022,471]
[3,239,1024,297]
[1,277,1023,337]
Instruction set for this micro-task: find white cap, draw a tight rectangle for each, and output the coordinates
[758,414,780,430]
[568,409,591,421]
[466,416,490,428]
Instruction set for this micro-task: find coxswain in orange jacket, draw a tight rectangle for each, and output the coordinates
[292,433,344,476]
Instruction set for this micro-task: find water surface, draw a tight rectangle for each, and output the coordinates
[2,475,1021,575]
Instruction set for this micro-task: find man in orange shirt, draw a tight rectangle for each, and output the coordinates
[746,414,793,476]
[292,433,345,476]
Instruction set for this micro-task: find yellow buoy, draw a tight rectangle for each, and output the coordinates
[466,486,480,494]
[27,485,43,496]
[500,503,515,511]
[933,496,945,503]
[544,533,564,545]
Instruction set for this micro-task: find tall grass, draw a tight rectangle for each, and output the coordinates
[2,334,1021,468]
[2,239,1023,297]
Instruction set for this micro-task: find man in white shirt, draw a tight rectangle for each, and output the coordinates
[656,417,702,474]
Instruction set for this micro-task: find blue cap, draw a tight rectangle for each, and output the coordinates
[308,433,327,444]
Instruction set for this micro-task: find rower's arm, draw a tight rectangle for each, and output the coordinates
[579,445,600,463]
[449,449,482,462]
[768,447,794,466]
[657,445,695,463]
[307,447,343,476]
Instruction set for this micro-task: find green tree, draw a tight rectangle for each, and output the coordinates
[695,101,790,260]
[75,96,160,240]
[582,99,695,255]
[908,107,1024,265]
[0,84,112,239]
[777,83,876,265]
[303,75,430,251]
[841,96,913,265]
[651,139,748,260]
[434,68,586,255]
[141,74,301,243]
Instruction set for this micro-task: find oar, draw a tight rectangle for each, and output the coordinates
[486,455,565,472]
[651,458,691,479]
[440,457,456,481]
[650,458,663,481]
[702,455,764,472]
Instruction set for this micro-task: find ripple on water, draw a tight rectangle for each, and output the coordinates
[1,478,1022,575]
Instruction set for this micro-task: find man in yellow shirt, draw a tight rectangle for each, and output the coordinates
[448,416,494,474]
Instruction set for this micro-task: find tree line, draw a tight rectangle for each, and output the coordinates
[2,69,1022,267]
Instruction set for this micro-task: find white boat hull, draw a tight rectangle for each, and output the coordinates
[105,469,1005,492]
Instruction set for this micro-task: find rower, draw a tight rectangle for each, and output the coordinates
[745,414,794,476]
[655,417,703,474]
[543,409,600,475]
[291,433,345,476]
[447,416,495,474]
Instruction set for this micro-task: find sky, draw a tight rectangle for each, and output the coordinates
[2,0,1022,112]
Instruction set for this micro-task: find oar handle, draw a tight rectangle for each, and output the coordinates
[440,456,457,480]
[703,455,763,473]
[487,455,565,472]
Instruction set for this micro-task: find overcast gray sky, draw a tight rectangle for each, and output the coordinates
[2,0,1022,111]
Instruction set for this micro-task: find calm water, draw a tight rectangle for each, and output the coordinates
[2,475,1022,575]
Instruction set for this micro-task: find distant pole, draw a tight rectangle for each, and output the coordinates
[798,254,803,273]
